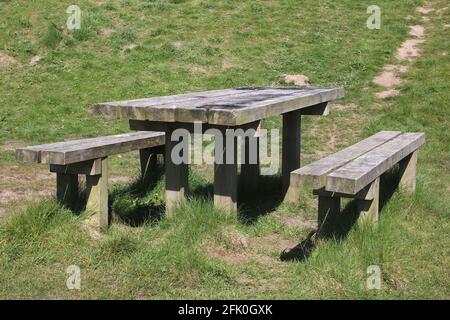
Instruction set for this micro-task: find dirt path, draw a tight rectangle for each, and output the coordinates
[373,4,441,98]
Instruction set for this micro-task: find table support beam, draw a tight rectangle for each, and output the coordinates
[240,121,260,194]
[282,110,302,196]
[214,128,238,213]
[165,125,189,216]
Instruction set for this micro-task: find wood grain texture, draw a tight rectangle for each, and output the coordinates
[399,150,418,193]
[356,177,380,225]
[85,157,109,232]
[93,87,344,126]
[165,125,189,216]
[282,110,301,196]
[16,131,165,165]
[326,133,425,194]
[290,131,402,190]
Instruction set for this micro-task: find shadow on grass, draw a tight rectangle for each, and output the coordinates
[280,167,402,262]
[108,162,165,227]
[188,174,284,225]
[237,175,283,224]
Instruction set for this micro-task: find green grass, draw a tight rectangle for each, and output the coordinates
[0,0,449,299]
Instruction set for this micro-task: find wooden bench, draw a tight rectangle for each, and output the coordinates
[16,131,165,231]
[286,131,425,238]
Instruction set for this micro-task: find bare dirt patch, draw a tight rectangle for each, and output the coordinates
[204,227,299,266]
[330,103,358,111]
[189,64,212,75]
[375,89,400,99]
[100,28,116,37]
[123,44,137,51]
[416,7,434,14]
[282,74,309,86]
[110,176,132,184]
[0,163,54,218]
[277,214,317,230]
[30,55,42,66]
[205,245,275,265]
[253,234,299,252]
[373,70,403,87]
[396,39,425,61]
[409,25,425,38]
[436,7,448,14]
[0,53,18,67]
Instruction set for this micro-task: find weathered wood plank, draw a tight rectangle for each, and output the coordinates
[240,121,260,193]
[398,150,418,193]
[282,110,302,196]
[317,195,341,239]
[140,147,159,183]
[214,127,238,213]
[50,158,103,175]
[326,133,425,194]
[356,177,380,225]
[56,173,78,209]
[93,87,345,126]
[85,157,109,232]
[165,125,189,215]
[16,131,165,165]
[290,131,402,190]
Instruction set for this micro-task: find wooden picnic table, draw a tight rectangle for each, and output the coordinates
[93,87,344,214]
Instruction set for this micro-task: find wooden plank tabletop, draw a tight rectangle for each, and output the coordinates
[92,87,344,126]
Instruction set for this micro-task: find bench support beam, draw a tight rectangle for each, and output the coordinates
[56,173,78,209]
[317,195,341,239]
[140,145,164,183]
[399,150,417,193]
[85,157,109,231]
[356,177,380,225]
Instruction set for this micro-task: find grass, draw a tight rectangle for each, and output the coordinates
[0,0,449,299]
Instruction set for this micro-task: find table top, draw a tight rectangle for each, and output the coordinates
[92,87,344,126]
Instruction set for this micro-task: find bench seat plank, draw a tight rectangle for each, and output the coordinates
[16,131,165,165]
[290,131,402,189]
[326,132,425,194]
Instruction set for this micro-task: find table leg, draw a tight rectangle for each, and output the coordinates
[282,110,302,196]
[240,121,260,193]
[214,128,238,213]
[165,126,189,216]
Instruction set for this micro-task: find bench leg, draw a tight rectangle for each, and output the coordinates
[165,128,189,216]
[85,158,109,232]
[56,173,78,209]
[282,110,301,196]
[399,150,418,193]
[356,177,380,225]
[240,122,260,193]
[139,147,158,183]
[285,183,300,205]
[214,130,238,213]
[317,195,341,238]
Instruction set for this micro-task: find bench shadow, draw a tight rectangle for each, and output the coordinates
[379,165,401,216]
[280,166,403,262]
[280,200,360,262]
[107,162,165,227]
